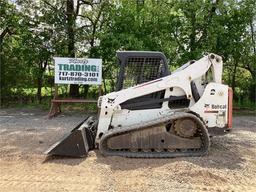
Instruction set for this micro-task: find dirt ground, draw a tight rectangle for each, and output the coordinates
[0,108,256,192]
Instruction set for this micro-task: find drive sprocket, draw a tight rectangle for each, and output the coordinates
[174,118,197,138]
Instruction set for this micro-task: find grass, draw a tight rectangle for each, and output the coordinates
[1,90,255,116]
[61,102,98,113]
[233,108,256,116]
[2,97,52,111]
[233,100,256,111]
[2,85,101,111]
[1,97,98,113]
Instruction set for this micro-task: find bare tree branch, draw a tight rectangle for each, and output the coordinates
[89,2,105,46]
[172,29,186,52]
[42,0,66,18]
[77,14,93,23]
[0,28,11,40]
[80,0,93,6]
[250,19,256,54]
[75,0,81,16]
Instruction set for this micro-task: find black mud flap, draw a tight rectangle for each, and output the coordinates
[45,116,98,158]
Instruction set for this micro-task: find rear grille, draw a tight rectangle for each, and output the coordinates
[123,57,165,89]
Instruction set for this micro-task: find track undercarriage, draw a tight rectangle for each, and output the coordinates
[99,113,210,158]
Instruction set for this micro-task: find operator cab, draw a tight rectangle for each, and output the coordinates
[116,51,170,110]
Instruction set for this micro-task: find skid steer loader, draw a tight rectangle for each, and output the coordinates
[45,51,233,158]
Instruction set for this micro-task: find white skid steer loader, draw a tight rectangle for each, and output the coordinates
[45,51,233,158]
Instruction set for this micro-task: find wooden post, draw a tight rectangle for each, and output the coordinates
[48,84,61,118]
[54,84,59,99]
[98,84,102,96]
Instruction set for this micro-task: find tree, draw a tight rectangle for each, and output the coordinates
[0,0,23,105]
[0,0,255,106]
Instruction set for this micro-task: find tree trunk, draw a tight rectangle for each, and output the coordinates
[67,0,79,97]
[83,85,89,98]
[249,19,256,103]
[0,28,10,106]
[0,36,4,106]
[231,59,238,100]
[249,72,256,104]
[110,77,115,92]
[102,71,107,94]
[37,60,48,104]
[70,85,79,98]
[37,75,43,104]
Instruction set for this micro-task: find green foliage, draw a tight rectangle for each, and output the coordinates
[0,0,255,108]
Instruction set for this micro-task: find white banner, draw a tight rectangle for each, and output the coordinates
[54,57,102,85]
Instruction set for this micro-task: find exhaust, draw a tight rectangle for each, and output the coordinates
[45,116,98,158]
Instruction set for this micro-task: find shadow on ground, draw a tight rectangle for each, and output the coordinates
[1,108,255,172]
[43,155,85,166]
[94,142,246,171]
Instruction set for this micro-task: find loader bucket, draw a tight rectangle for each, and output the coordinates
[45,116,98,158]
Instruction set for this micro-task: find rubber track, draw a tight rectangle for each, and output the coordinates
[99,112,210,158]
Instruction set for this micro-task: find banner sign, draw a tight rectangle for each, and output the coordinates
[54,57,102,85]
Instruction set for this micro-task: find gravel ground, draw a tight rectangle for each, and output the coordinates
[0,108,256,192]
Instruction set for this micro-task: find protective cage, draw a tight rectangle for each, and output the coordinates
[116,51,171,110]
[116,51,170,91]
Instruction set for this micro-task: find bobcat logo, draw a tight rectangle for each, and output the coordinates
[107,98,115,104]
[204,104,210,108]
